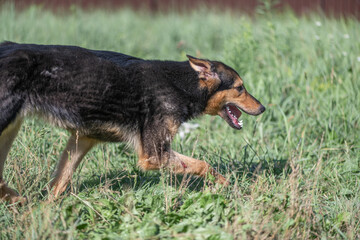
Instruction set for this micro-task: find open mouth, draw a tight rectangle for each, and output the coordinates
[220,103,243,130]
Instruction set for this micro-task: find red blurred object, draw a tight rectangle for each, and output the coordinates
[10,0,360,18]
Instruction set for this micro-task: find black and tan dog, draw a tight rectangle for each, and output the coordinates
[0,42,265,203]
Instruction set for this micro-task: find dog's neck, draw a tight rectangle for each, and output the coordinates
[163,61,207,96]
[127,60,210,122]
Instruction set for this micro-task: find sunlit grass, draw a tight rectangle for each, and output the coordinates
[0,3,359,239]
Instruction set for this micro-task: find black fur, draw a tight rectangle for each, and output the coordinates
[0,42,210,147]
[0,42,267,195]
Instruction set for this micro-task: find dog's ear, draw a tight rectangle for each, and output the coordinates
[187,55,213,76]
[187,55,220,92]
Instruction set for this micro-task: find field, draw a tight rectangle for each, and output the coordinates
[0,3,359,239]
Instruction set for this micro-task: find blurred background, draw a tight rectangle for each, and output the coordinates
[7,0,360,18]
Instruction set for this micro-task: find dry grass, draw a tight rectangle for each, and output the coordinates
[1,3,359,239]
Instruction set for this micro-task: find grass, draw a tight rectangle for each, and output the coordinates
[1,3,359,239]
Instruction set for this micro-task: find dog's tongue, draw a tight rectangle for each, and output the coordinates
[228,105,241,118]
[226,104,243,128]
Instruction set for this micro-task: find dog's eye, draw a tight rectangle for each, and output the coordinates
[236,86,244,92]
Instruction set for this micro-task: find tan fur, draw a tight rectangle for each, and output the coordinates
[204,88,262,116]
[233,76,244,87]
[0,117,26,204]
[198,74,221,93]
[232,90,263,115]
[49,133,97,198]
[138,155,165,171]
[137,150,228,185]
[165,117,181,138]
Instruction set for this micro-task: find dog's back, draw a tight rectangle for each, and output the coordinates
[0,42,137,139]
[0,41,143,67]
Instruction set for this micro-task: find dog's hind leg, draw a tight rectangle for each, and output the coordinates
[49,133,97,198]
[0,117,26,204]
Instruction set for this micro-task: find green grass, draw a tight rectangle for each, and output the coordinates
[1,3,359,239]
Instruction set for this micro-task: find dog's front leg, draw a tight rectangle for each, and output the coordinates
[138,150,228,185]
[137,121,228,185]
[168,151,229,185]
[49,133,97,198]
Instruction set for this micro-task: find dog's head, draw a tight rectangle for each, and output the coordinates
[188,55,265,130]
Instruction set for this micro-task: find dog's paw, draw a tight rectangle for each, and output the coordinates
[10,195,27,206]
[1,183,27,206]
[207,169,230,186]
[216,174,230,186]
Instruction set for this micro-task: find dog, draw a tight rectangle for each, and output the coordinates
[0,42,265,203]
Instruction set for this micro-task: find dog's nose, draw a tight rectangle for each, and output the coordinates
[259,105,266,113]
